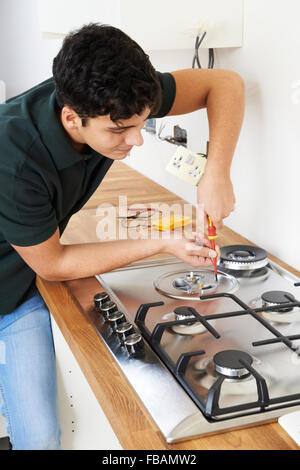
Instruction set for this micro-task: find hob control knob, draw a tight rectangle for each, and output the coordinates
[98,300,118,319]
[94,292,110,311]
[116,321,135,342]
[107,311,126,330]
[124,333,144,357]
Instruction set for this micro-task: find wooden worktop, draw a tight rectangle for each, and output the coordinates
[36,162,300,450]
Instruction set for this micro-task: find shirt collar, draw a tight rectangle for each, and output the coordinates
[38,89,102,170]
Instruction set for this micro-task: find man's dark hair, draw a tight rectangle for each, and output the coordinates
[52,23,161,125]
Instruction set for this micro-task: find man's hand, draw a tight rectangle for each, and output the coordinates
[165,232,220,268]
[197,170,236,230]
[168,68,245,231]
[11,227,219,282]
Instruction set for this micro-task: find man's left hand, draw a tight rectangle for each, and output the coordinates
[197,170,236,230]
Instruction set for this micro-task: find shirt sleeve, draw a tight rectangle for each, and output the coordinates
[0,161,58,247]
[151,71,176,118]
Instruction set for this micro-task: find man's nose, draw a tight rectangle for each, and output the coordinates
[125,129,144,147]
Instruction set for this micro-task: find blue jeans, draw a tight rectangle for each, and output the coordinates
[0,288,61,449]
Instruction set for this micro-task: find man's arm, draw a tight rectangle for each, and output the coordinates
[167,68,245,229]
[11,228,218,282]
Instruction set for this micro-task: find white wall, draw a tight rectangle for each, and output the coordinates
[0,0,62,97]
[126,0,300,272]
[0,0,299,271]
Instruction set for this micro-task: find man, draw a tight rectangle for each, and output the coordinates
[0,23,244,449]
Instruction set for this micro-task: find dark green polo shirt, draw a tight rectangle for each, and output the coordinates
[0,72,176,314]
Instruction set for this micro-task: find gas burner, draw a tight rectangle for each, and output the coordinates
[172,272,210,293]
[261,290,300,324]
[261,290,295,312]
[171,307,207,335]
[249,290,300,324]
[193,354,273,395]
[219,245,269,271]
[221,266,269,280]
[173,306,195,322]
[153,269,238,300]
[213,349,253,379]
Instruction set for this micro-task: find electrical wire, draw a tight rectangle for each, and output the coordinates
[192,31,214,69]
[208,47,214,68]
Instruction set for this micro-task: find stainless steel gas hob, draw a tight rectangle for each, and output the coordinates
[93,244,300,443]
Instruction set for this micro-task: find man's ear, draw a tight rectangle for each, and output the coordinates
[61,105,82,130]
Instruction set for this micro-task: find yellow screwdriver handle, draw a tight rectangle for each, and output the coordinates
[207,216,217,240]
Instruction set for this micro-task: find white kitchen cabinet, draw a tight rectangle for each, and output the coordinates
[38,0,243,49]
[0,317,122,449]
[51,316,122,450]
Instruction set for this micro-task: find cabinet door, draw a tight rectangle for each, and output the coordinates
[38,0,120,38]
[51,316,122,450]
[38,0,243,49]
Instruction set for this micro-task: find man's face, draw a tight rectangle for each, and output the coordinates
[61,106,151,159]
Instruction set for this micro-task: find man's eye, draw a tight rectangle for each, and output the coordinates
[110,129,126,134]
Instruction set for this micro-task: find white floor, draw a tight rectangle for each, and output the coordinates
[0,316,122,450]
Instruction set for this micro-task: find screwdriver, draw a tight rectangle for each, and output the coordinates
[207,216,218,282]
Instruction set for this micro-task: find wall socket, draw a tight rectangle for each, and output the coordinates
[165,146,207,186]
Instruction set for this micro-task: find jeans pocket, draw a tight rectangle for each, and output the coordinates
[0,291,47,333]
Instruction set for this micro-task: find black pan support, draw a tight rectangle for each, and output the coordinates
[134,288,300,420]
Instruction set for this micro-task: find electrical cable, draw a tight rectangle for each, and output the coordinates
[192,32,214,69]
[208,47,214,68]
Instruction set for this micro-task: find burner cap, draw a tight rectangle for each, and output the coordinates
[219,245,268,270]
[172,307,207,335]
[261,290,295,304]
[262,290,295,313]
[173,307,195,320]
[213,350,253,378]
